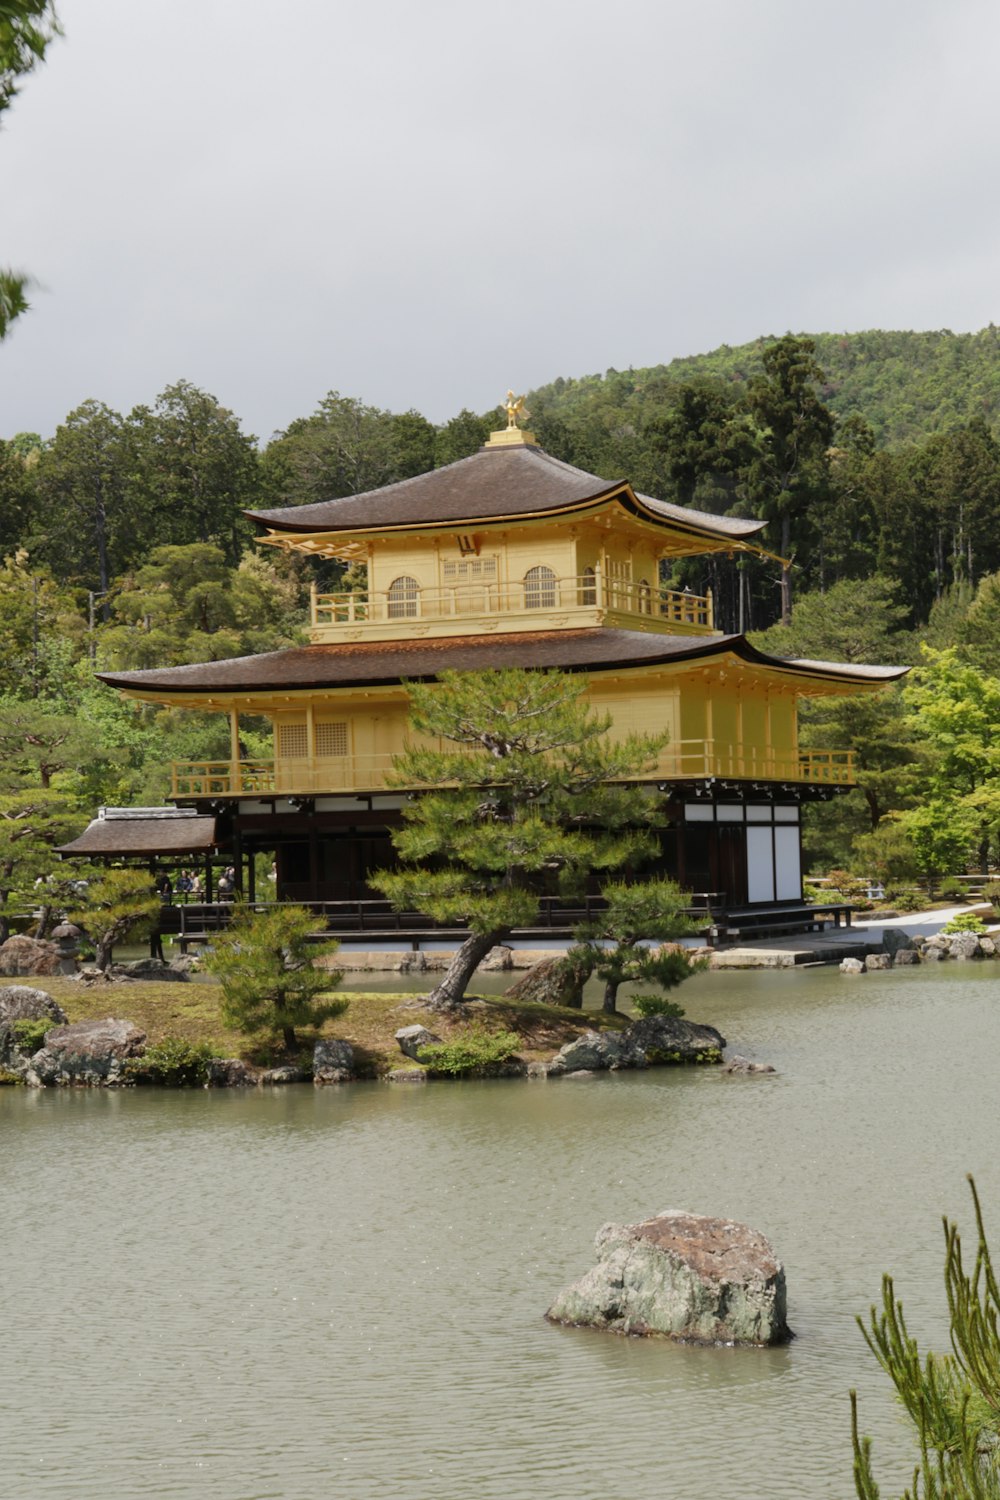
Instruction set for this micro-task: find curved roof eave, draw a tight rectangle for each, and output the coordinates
[245,443,765,546]
[96,630,910,699]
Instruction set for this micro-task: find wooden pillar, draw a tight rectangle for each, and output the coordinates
[306,702,315,791]
[309,823,320,901]
[229,708,241,794]
[233,821,243,897]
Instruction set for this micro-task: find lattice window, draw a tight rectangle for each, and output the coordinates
[387,575,419,619]
[580,566,597,605]
[443,557,498,581]
[316,722,349,757]
[524,564,556,609]
[277,723,307,758]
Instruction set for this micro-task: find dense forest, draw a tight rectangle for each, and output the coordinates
[3,328,1000,910]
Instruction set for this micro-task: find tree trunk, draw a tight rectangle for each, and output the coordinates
[96,935,114,971]
[426,930,505,1011]
[780,516,793,626]
[282,1024,297,1051]
[602,979,620,1013]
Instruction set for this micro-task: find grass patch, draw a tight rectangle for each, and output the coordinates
[23,978,625,1075]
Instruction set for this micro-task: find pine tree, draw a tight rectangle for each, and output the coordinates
[205,902,345,1051]
[70,867,161,972]
[852,1178,1000,1498]
[372,669,669,1011]
[569,879,701,1013]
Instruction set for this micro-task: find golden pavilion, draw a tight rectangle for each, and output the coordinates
[91,407,905,918]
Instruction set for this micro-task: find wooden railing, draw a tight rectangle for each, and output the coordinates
[310,575,714,635]
[170,743,856,799]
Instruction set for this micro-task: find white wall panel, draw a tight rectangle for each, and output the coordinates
[746,826,775,902]
[775,826,802,899]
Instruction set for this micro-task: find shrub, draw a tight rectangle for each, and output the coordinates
[938,875,969,901]
[126,1037,216,1087]
[940,912,988,935]
[417,1025,522,1076]
[630,993,686,1019]
[883,885,926,913]
[802,882,828,905]
[11,1018,51,1055]
[983,879,1000,910]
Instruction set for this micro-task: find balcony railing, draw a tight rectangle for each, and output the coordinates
[309,575,714,640]
[170,743,856,799]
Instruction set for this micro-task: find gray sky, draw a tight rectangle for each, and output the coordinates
[2,0,999,443]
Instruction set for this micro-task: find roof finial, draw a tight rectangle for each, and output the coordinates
[485,389,539,449]
[504,390,530,430]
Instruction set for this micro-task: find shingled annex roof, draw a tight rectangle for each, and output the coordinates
[57,811,218,857]
[98,629,909,697]
[246,443,766,542]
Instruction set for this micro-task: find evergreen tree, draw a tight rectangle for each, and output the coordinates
[204,902,345,1051]
[852,1178,1000,1498]
[569,879,700,1013]
[372,669,668,1011]
[70,867,161,972]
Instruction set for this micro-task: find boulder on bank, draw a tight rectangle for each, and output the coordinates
[840,957,864,974]
[313,1037,355,1084]
[115,957,193,982]
[550,1014,725,1073]
[546,1209,790,1346]
[204,1058,257,1087]
[395,1024,441,1060]
[0,935,62,977]
[626,1014,725,1064]
[503,955,587,1009]
[0,984,68,1068]
[882,930,915,959]
[28,1017,146,1087]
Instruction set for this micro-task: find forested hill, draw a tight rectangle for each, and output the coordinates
[533,327,1000,448]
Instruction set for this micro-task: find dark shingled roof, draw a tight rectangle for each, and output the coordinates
[246,444,765,541]
[58,813,218,856]
[98,629,909,697]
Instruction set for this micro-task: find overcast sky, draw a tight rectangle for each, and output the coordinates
[2,0,999,444]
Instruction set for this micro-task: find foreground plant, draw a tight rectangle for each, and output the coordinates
[852,1178,1000,1498]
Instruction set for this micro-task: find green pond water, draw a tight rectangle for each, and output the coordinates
[3,961,998,1499]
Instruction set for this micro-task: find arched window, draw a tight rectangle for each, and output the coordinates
[638,579,652,615]
[387,575,419,619]
[580,566,597,606]
[524,565,556,609]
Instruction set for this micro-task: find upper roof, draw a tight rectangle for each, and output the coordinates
[247,444,765,543]
[98,628,908,697]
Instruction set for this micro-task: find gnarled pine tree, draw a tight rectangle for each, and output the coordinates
[372,668,669,1011]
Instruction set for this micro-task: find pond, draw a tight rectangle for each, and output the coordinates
[4,960,998,1499]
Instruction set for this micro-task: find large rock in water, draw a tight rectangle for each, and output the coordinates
[546,1209,790,1346]
[29,1017,146,1087]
